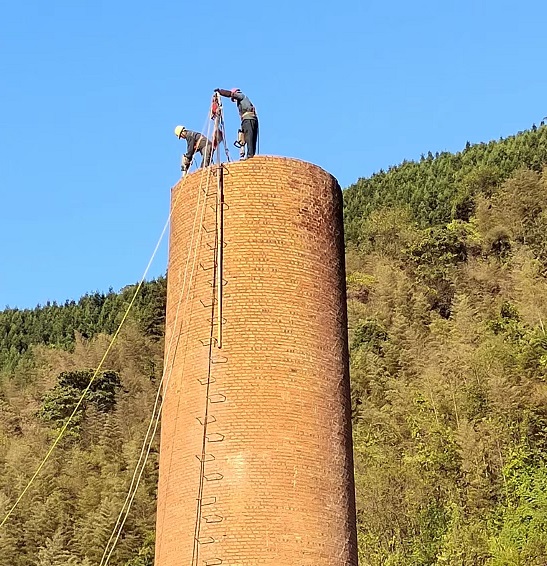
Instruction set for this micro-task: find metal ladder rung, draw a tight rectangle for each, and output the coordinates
[210,356,227,364]
[198,376,216,385]
[204,559,223,566]
[204,472,224,481]
[199,337,218,346]
[197,536,216,545]
[195,453,215,463]
[196,415,216,425]
[199,495,217,506]
[208,393,226,404]
[200,262,216,271]
[206,433,225,443]
[206,241,228,250]
[203,514,224,524]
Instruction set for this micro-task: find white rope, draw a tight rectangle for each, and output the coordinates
[100,105,220,565]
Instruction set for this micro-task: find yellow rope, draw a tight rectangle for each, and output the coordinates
[100,106,221,565]
[100,163,215,566]
[0,180,177,529]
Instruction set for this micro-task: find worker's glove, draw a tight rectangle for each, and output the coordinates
[182,157,191,170]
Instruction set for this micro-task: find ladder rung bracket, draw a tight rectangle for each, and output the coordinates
[199,299,217,308]
[197,415,217,425]
[208,393,227,404]
[204,559,223,566]
[200,262,216,271]
[207,317,227,325]
[203,514,224,524]
[208,278,228,287]
[202,225,215,233]
[206,241,228,250]
[204,472,224,481]
[195,453,215,463]
[197,536,216,545]
[199,495,217,506]
[198,376,216,385]
[210,355,228,364]
[206,433,225,443]
[199,337,217,346]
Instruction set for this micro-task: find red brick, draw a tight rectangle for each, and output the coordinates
[155,157,357,566]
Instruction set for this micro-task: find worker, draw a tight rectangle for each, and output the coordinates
[173,126,213,171]
[214,88,258,159]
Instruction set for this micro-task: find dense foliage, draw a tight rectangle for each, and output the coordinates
[0,280,165,565]
[345,126,547,564]
[2,125,547,564]
[343,124,547,241]
[0,278,166,374]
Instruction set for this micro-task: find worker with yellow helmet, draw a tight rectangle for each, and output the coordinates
[173,126,213,172]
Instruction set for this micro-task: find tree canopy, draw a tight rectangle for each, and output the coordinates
[3,126,547,564]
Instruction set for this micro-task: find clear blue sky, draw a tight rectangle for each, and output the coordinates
[1,0,546,309]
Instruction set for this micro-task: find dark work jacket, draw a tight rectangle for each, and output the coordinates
[217,89,257,121]
[184,131,211,160]
[231,92,257,121]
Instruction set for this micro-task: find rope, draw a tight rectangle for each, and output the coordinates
[0,93,223,536]
[192,144,220,566]
[189,99,227,566]
[152,107,219,562]
[100,166,212,566]
[100,108,219,564]
[0,188,173,529]
[215,94,231,163]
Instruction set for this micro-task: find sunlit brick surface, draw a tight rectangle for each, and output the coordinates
[155,156,358,566]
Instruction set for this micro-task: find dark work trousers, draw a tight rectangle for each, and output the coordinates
[199,142,213,167]
[242,118,259,158]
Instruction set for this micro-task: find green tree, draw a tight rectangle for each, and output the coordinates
[38,370,121,431]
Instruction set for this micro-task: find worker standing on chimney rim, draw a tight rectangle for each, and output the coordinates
[173,125,213,172]
[214,88,259,159]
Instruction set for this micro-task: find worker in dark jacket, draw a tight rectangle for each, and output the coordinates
[174,125,213,171]
[214,88,258,159]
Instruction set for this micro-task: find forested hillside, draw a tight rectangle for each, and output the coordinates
[344,123,547,240]
[345,125,547,564]
[2,125,547,564]
[0,280,166,565]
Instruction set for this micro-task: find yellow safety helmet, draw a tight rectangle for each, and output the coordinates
[174,125,186,138]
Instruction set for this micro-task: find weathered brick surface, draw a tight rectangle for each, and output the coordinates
[155,156,358,566]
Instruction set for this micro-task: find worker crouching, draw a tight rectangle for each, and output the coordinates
[215,88,258,159]
[174,126,213,172]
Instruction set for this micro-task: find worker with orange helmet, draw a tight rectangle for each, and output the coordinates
[214,88,258,159]
[173,125,213,172]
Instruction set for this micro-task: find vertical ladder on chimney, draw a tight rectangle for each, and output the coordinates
[191,96,228,566]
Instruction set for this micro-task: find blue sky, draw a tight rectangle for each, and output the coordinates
[1,0,546,309]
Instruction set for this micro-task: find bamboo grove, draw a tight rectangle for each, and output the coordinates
[2,125,547,564]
